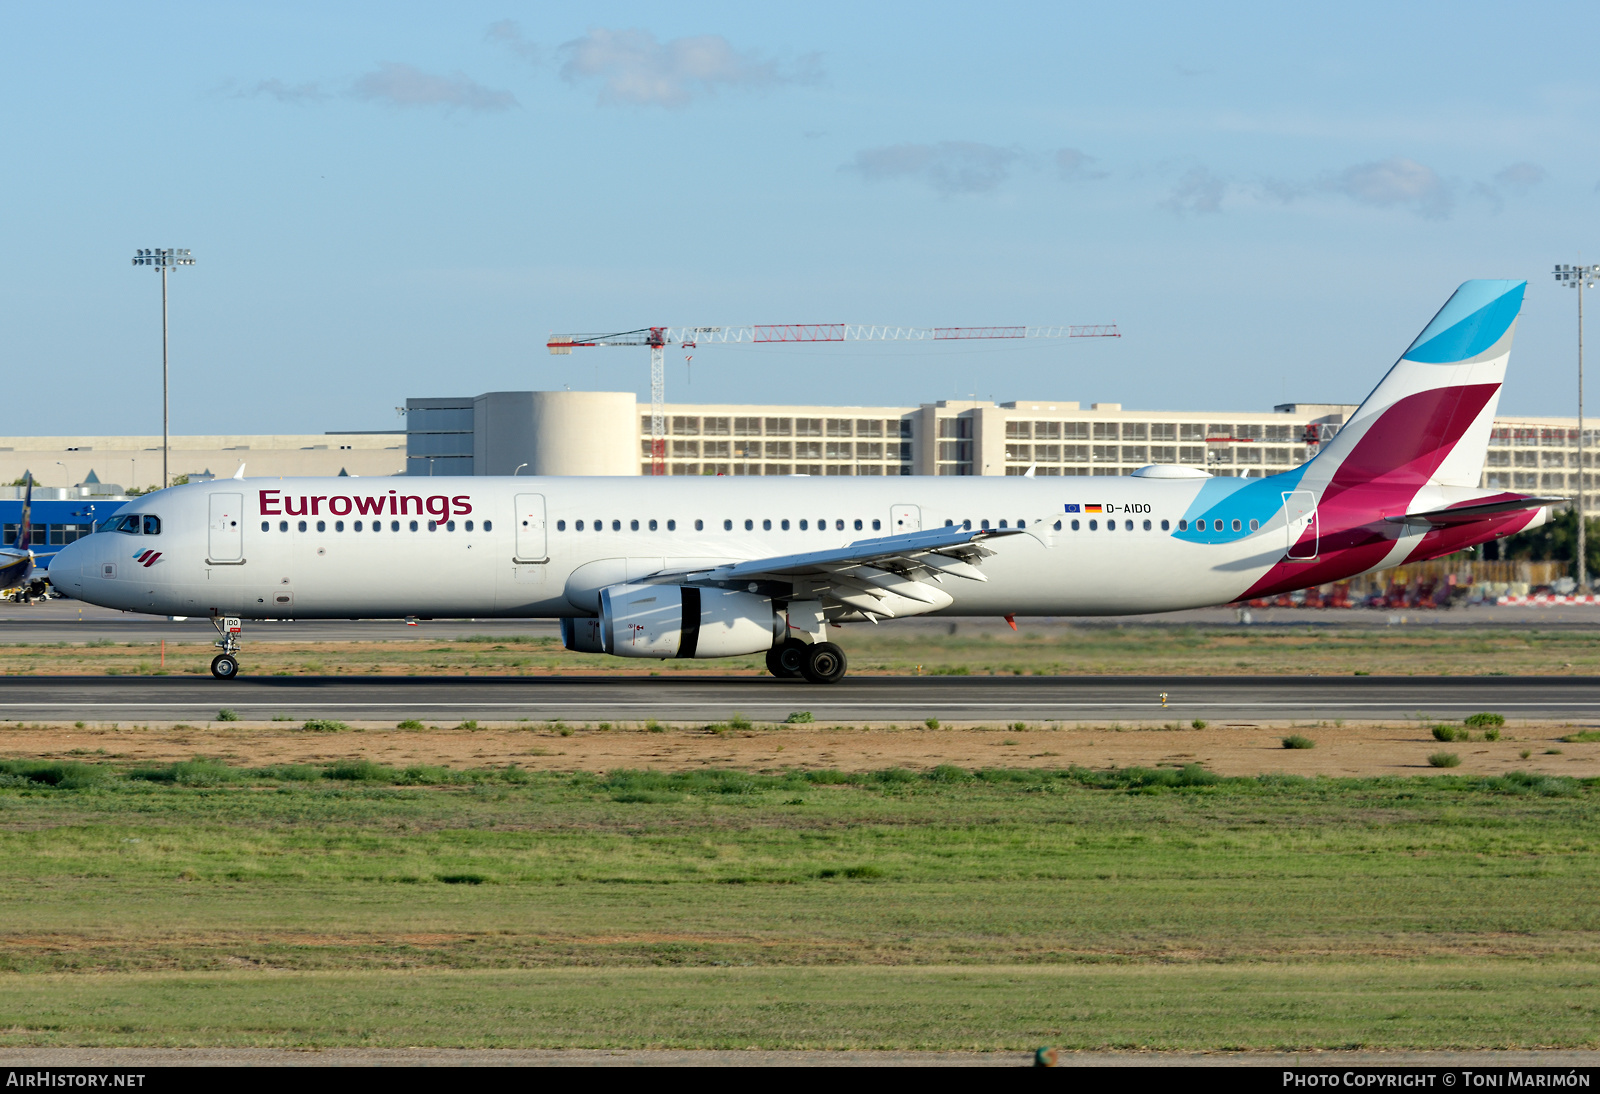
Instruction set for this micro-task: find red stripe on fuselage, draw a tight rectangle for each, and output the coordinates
[1241,383,1501,598]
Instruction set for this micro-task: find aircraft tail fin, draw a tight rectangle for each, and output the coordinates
[1306,279,1525,494]
[15,472,32,554]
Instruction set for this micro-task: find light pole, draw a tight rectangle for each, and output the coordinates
[1555,263,1600,591]
[131,248,196,489]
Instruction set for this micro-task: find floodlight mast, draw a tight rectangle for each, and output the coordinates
[130,248,196,490]
[547,323,1121,476]
[1555,264,1600,591]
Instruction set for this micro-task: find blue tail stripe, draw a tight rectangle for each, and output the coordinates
[1403,279,1525,364]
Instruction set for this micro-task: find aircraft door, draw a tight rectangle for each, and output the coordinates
[890,505,922,533]
[208,493,244,563]
[514,493,548,562]
[1283,490,1318,560]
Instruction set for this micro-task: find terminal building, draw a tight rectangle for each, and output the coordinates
[403,390,1600,516]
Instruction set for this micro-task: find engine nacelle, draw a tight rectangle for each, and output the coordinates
[597,584,782,659]
[560,616,606,653]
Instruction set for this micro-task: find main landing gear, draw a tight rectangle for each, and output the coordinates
[210,616,242,680]
[766,638,848,685]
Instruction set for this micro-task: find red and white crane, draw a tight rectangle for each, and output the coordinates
[548,322,1122,475]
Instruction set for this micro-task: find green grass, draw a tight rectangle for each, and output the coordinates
[1,762,1598,1048]
[1280,734,1316,749]
[1561,730,1600,744]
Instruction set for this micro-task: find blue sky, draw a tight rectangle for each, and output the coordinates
[4,2,1598,435]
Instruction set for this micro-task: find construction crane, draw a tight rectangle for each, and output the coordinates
[548,323,1122,476]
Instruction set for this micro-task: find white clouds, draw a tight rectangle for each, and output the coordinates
[558,27,819,107]
[486,19,542,64]
[1056,148,1108,181]
[238,78,328,105]
[1323,157,1452,219]
[1492,161,1547,193]
[1164,167,1227,214]
[350,62,517,112]
[848,142,1024,196]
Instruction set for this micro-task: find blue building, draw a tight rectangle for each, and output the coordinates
[0,493,129,557]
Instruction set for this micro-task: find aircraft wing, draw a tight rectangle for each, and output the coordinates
[684,525,1026,582]
[1386,493,1565,526]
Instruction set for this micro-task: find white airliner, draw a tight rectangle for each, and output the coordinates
[49,280,1555,682]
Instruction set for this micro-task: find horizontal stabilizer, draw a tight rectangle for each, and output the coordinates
[1385,494,1564,526]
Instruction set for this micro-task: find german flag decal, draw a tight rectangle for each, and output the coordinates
[1084,504,1104,514]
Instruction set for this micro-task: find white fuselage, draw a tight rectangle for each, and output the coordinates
[47,473,1344,621]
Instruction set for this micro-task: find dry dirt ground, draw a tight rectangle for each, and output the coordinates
[9,719,1598,777]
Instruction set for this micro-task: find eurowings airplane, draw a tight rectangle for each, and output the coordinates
[48,280,1556,682]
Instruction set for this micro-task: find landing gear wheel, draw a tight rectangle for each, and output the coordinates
[765,638,809,679]
[210,654,239,680]
[800,641,848,685]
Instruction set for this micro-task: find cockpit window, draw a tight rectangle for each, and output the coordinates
[109,515,141,534]
[142,516,161,535]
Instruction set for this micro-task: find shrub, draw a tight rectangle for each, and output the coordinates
[216,708,241,722]
[1428,751,1461,768]
[396,719,423,730]
[1484,728,1501,741]
[323,759,395,782]
[1464,712,1505,728]
[924,718,941,730]
[436,873,485,885]
[930,666,969,676]
[1431,725,1463,742]
[302,719,349,733]
[0,760,105,789]
[728,713,753,730]
[645,719,664,733]
[455,720,479,731]
[784,711,814,724]
[874,767,918,785]
[128,759,241,787]
[1281,735,1316,750]
[1560,730,1600,743]
[1191,719,1208,730]
[929,764,970,783]
[253,764,322,782]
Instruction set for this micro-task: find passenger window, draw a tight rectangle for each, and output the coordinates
[409,520,418,532]
[373,521,381,533]
[1178,519,1188,531]
[631,519,639,531]
[298,520,308,532]
[355,521,364,532]
[962,519,971,530]
[854,519,863,531]
[1161,519,1170,530]
[1053,520,1062,531]
[762,519,771,531]
[1125,520,1133,531]
[1249,519,1259,531]
[1070,520,1078,530]
[260,521,269,532]
[1018,519,1026,528]
[691,519,700,531]
[1143,519,1151,531]
[724,519,733,530]
[836,519,845,531]
[944,519,953,527]
[335,521,345,532]
[428,521,437,531]
[981,519,990,529]
[484,520,492,531]
[279,520,289,532]
[465,521,474,532]
[666,520,675,531]
[575,520,583,531]
[317,520,326,532]
[997,520,1006,529]
[800,519,808,530]
[871,519,881,531]
[1089,519,1098,530]
[611,520,620,531]
[745,519,754,530]
[557,520,566,531]
[1231,519,1242,532]
[445,521,454,531]
[391,520,401,532]
[648,519,657,531]
[142,516,161,535]
[1107,521,1116,532]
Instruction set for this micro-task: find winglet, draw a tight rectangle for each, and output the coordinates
[233,463,246,480]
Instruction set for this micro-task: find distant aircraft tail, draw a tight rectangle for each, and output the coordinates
[1305,279,1525,496]
[15,472,32,554]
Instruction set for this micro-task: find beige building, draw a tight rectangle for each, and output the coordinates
[402,391,1599,514]
[0,433,408,492]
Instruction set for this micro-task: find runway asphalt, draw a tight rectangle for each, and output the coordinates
[4,674,1596,723]
[3,598,1599,643]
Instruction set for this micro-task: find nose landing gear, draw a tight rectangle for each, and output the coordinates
[210,616,242,680]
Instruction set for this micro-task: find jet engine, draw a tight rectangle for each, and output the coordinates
[597,583,783,658]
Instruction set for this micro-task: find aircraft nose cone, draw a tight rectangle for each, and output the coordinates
[46,537,85,594]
